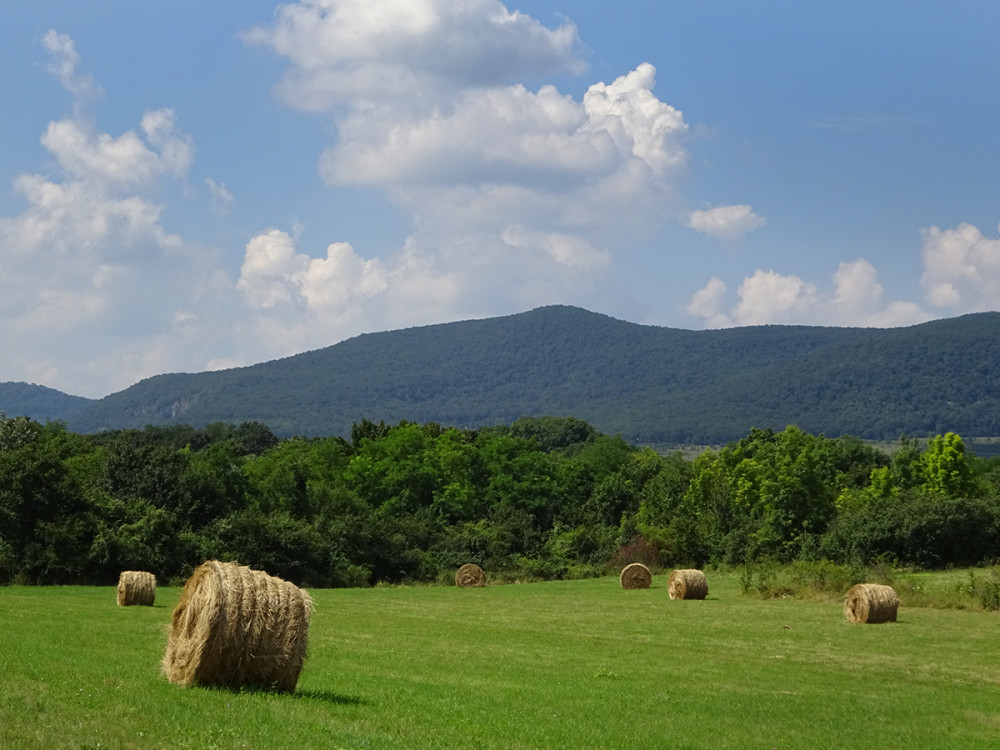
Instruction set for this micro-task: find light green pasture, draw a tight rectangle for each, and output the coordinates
[2,573,999,749]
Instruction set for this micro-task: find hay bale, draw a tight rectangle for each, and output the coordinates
[455,563,486,588]
[844,583,899,624]
[117,570,156,606]
[619,562,652,589]
[668,569,708,600]
[162,560,313,692]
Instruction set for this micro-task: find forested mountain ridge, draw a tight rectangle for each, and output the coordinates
[3,305,999,444]
[0,381,93,423]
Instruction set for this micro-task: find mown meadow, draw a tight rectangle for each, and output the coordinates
[3,570,999,749]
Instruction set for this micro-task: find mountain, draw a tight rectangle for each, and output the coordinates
[0,381,94,423]
[3,305,1000,444]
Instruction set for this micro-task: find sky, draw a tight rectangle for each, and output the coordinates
[2,1,999,399]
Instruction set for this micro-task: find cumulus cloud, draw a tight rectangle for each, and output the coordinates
[319,62,686,190]
[39,110,192,190]
[237,228,388,312]
[239,0,692,358]
[232,221,624,359]
[0,32,203,395]
[242,0,585,110]
[687,260,931,328]
[921,222,1000,312]
[687,204,767,241]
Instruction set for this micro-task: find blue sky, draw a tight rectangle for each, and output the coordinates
[2,1,999,398]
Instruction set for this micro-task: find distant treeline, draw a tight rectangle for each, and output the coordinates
[2,413,999,587]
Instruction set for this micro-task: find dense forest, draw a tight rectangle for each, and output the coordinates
[4,306,1000,445]
[3,411,999,588]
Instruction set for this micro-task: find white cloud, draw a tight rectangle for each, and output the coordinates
[687,204,766,241]
[732,270,819,325]
[40,115,190,190]
[688,260,931,328]
[205,178,235,216]
[501,226,611,269]
[140,109,195,176]
[40,30,101,110]
[921,222,1000,313]
[237,228,388,313]
[685,277,729,327]
[321,63,686,191]
[241,0,693,359]
[582,63,687,178]
[0,32,202,396]
[242,0,585,111]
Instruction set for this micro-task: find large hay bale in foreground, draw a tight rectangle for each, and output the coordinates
[844,583,899,624]
[162,560,313,692]
[455,563,486,588]
[117,570,156,606]
[620,562,652,589]
[668,569,708,600]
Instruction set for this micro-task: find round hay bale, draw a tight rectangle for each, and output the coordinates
[668,569,708,600]
[117,570,156,606]
[844,583,899,624]
[619,562,652,589]
[162,560,313,692]
[455,563,486,588]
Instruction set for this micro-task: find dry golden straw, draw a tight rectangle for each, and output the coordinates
[619,562,652,589]
[117,570,156,606]
[844,583,899,624]
[455,563,486,588]
[668,569,708,600]
[162,560,313,692]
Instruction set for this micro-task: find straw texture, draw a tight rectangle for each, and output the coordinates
[117,570,156,606]
[668,569,708,600]
[619,562,652,589]
[844,583,899,624]
[162,560,313,692]
[455,563,486,588]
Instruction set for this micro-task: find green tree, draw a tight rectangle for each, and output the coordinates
[0,421,95,583]
[921,432,976,497]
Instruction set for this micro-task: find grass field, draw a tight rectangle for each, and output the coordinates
[2,572,1000,749]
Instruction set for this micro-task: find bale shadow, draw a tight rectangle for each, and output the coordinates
[294,688,363,706]
[195,685,363,705]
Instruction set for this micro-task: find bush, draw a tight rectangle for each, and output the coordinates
[820,491,1000,567]
[610,535,660,571]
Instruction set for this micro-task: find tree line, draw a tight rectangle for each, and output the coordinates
[2,412,999,587]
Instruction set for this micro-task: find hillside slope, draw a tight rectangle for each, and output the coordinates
[28,305,997,444]
[0,382,94,423]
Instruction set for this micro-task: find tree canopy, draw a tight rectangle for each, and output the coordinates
[2,414,1000,587]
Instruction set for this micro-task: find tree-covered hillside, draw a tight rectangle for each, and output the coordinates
[0,382,93,423]
[3,306,999,444]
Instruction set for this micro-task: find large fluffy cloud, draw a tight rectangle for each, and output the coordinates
[245,1,690,341]
[0,32,211,395]
[687,220,1000,329]
[921,222,1000,312]
[687,260,931,328]
[242,0,585,110]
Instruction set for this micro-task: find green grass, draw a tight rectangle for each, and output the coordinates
[3,573,1000,749]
